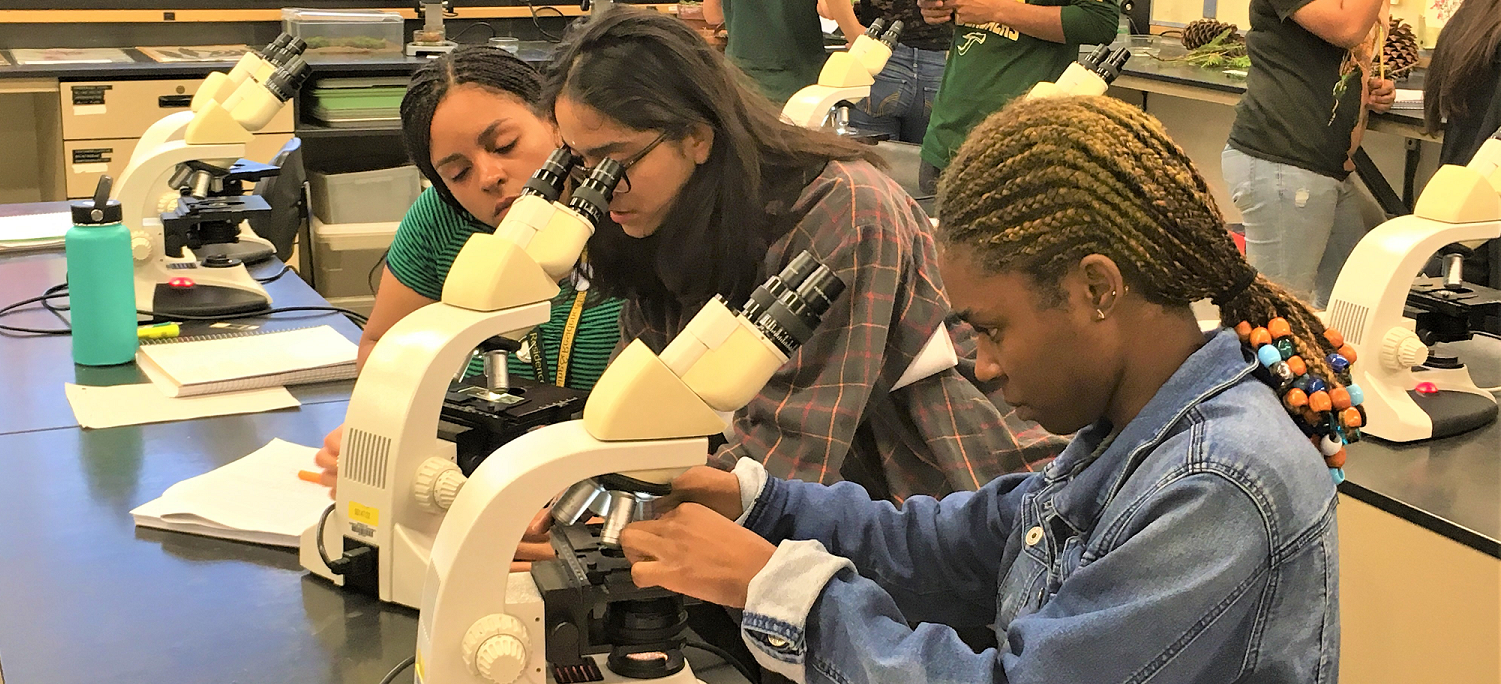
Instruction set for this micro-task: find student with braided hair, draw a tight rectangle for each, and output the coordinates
[617,95,1346,684]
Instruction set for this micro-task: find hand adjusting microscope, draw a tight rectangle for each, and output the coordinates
[1325,129,1501,442]
[301,149,617,609]
[782,19,903,134]
[116,35,310,318]
[411,251,846,684]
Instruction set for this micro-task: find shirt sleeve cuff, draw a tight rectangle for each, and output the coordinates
[732,457,769,526]
[740,539,854,683]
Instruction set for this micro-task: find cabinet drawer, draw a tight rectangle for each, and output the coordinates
[65,132,296,199]
[60,79,295,141]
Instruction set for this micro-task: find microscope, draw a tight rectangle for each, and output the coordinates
[300,149,617,609]
[1325,131,1501,442]
[412,251,846,684]
[130,34,308,166]
[782,19,903,135]
[409,1,461,57]
[1025,45,1132,100]
[116,41,311,318]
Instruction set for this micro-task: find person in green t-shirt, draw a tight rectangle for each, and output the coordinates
[314,46,624,570]
[703,0,864,105]
[914,0,1119,192]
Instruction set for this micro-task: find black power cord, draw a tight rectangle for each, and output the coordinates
[452,20,498,44]
[684,640,758,684]
[255,264,293,284]
[1,281,369,335]
[377,655,417,684]
[0,285,73,335]
[525,0,566,42]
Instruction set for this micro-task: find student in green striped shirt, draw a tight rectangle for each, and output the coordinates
[315,47,623,569]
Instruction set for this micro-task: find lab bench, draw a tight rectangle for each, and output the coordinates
[0,200,746,683]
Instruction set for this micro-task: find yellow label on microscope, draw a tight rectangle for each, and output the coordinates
[349,502,380,526]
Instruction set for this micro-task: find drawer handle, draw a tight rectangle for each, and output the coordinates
[158,94,193,109]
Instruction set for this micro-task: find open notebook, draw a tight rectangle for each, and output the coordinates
[137,325,358,397]
[131,439,330,547]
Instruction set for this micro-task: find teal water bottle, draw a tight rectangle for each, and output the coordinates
[66,176,138,366]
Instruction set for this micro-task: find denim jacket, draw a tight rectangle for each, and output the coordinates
[732,328,1340,684]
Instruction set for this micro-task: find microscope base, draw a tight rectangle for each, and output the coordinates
[149,281,271,319]
[549,656,702,684]
[1407,387,1499,440]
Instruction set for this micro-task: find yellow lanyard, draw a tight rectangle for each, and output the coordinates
[550,290,589,387]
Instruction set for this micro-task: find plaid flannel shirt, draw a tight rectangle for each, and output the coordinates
[619,160,1064,501]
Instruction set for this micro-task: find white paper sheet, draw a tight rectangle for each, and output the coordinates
[64,382,300,429]
[131,439,330,547]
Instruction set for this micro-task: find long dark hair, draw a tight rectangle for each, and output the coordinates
[540,6,884,313]
[400,46,544,212]
[1424,0,1501,135]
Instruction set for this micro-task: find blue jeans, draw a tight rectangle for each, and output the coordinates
[848,44,946,144]
[1222,146,1370,308]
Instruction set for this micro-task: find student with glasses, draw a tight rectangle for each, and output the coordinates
[544,7,1063,504]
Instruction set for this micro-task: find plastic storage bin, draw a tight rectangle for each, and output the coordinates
[282,8,404,61]
[309,165,422,224]
[311,217,400,306]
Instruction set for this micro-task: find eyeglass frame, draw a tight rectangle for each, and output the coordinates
[566,129,672,194]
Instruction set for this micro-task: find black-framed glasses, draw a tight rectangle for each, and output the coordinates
[567,130,670,194]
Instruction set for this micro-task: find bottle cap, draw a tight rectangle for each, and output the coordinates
[71,175,123,225]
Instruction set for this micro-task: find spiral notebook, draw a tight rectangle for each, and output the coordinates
[137,325,358,397]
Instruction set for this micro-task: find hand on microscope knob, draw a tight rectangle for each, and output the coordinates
[510,507,557,573]
[314,424,344,498]
[650,466,744,521]
[620,503,776,609]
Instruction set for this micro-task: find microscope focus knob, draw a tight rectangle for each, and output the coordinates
[1381,328,1429,371]
[157,191,182,214]
[462,613,530,684]
[130,235,152,261]
[412,457,465,513]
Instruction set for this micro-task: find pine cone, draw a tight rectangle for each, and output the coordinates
[1183,18,1241,51]
[1381,18,1420,78]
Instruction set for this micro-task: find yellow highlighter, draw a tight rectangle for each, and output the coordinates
[137,321,180,340]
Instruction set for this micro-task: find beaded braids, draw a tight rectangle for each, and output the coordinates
[399,46,544,213]
[936,96,1364,482]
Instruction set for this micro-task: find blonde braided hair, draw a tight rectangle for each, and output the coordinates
[937,95,1342,389]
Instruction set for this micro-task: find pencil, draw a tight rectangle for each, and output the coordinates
[298,469,323,484]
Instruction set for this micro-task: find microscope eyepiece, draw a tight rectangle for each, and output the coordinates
[264,57,312,102]
[566,157,625,228]
[742,251,846,357]
[522,148,579,203]
[881,21,904,48]
[864,18,886,37]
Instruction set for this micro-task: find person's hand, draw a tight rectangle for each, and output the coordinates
[919,0,1006,25]
[917,0,954,24]
[816,0,832,20]
[511,506,556,573]
[621,503,777,608]
[1366,77,1396,113]
[652,466,744,520]
[314,424,343,498]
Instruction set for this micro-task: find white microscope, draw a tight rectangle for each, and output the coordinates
[782,19,902,132]
[300,149,616,609]
[1025,45,1132,100]
[129,34,307,165]
[1324,132,1501,442]
[114,38,309,318]
[410,251,846,684]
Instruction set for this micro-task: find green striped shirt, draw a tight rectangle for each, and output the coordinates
[386,187,623,390]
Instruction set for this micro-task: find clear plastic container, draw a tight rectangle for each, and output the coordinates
[282,8,404,61]
[309,165,422,224]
